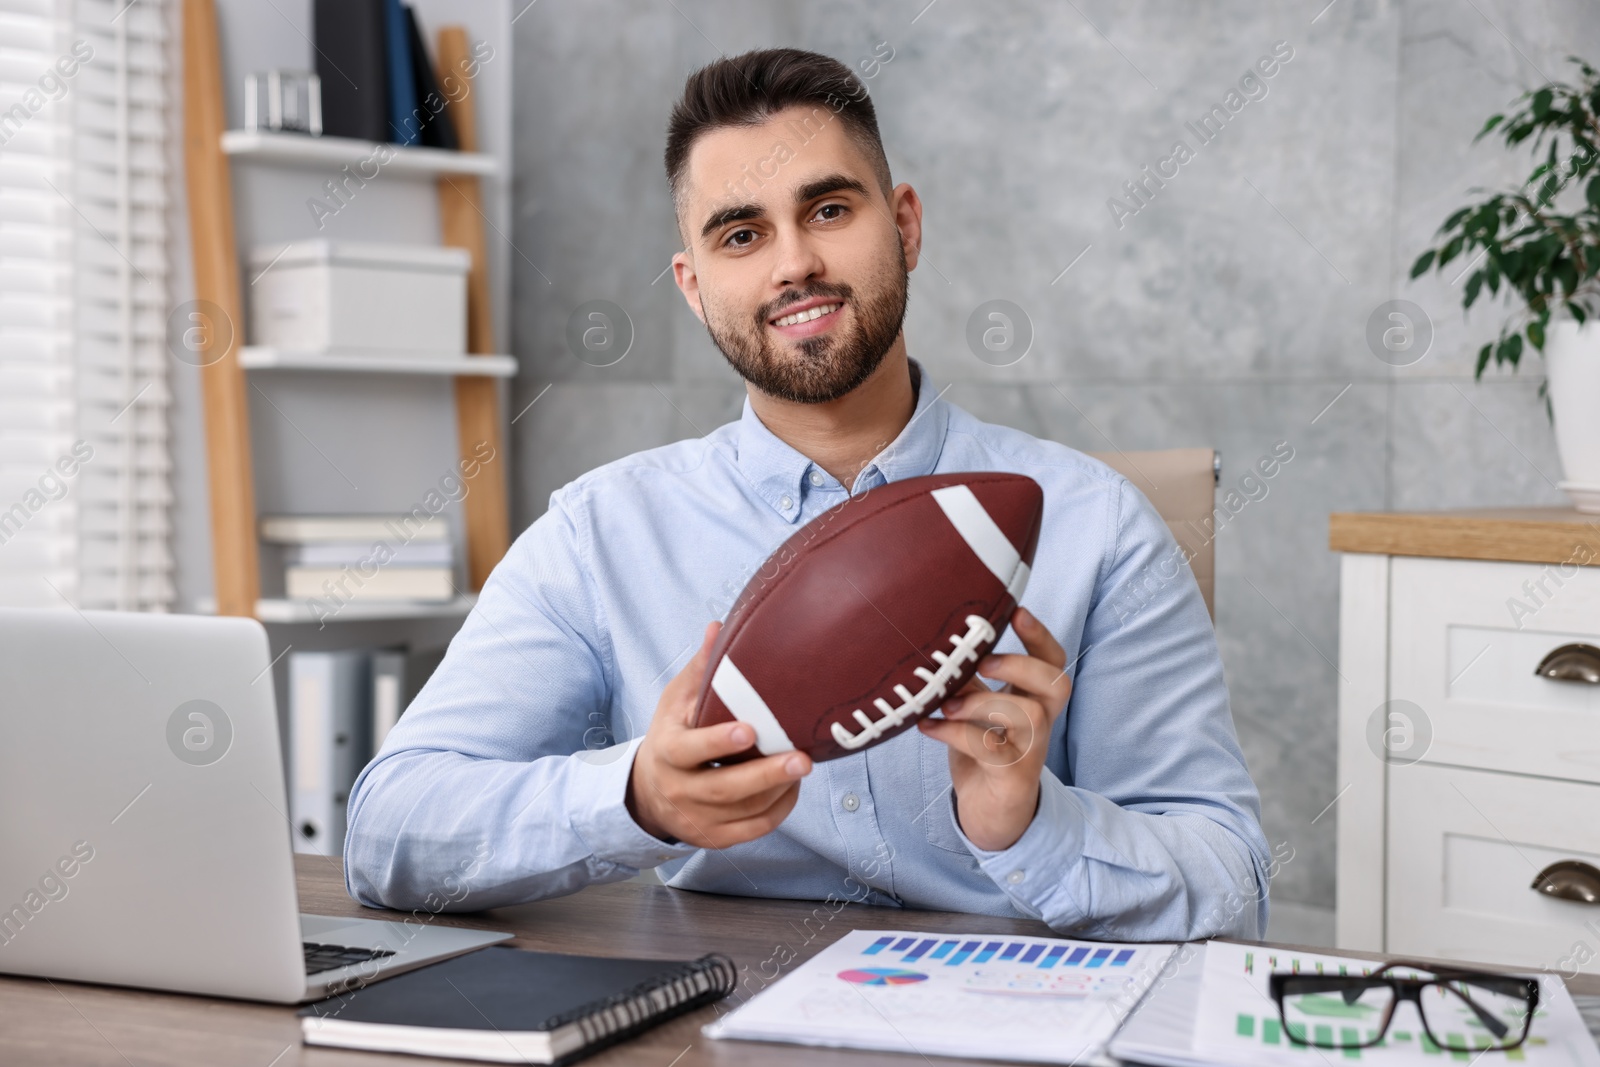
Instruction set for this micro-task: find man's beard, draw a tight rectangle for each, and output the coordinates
[702,241,909,404]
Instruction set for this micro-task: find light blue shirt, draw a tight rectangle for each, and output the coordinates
[345,357,1271,940]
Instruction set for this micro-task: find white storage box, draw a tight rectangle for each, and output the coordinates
[248,240,470,356]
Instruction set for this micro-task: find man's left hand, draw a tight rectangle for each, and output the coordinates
[916,606,1073,852]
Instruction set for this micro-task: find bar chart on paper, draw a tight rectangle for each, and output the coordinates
[1195,943,1600,1067]
[1229,950,1549,1061]
[704,929,1176,1064]
[849,932,1149,998]
[1227,1007,1553,1061]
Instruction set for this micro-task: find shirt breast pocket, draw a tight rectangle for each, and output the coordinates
[918,732,972,854]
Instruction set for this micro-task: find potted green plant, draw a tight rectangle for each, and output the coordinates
[1411,57,1600,512]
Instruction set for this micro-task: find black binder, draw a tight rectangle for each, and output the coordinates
[403,4,459,149]
[312,0,389,142]
[299,946,737,1064]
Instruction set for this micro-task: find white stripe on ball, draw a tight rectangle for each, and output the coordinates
[930,484,1031,602]
[708,654,796,756]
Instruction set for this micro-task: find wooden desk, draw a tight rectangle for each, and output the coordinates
[4,856,1597,1066]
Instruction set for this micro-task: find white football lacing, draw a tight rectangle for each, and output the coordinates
[830,614,998,751]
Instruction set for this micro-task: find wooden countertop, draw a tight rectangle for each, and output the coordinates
[1,856,1595,1065]
[1330,508,1600,565]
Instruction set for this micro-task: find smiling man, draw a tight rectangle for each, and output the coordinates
[344,48,1273,940]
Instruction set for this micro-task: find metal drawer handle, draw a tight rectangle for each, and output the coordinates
[1533,643,1600,685]
[1531,860,1600,904]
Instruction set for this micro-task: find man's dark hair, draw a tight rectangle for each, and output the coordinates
[664,47,893,228]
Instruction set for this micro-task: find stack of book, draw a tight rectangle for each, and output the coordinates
[261,515,455,603]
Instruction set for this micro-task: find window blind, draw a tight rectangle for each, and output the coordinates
[0,0,173,610]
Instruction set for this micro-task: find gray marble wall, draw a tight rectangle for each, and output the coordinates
[506,0,1600,913]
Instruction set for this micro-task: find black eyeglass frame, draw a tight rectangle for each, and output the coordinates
[1266,961,1540,1052]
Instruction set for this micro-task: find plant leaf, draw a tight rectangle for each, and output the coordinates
[1476,342,1493,378]
[1465,272,1485,307]
[1477,113,1505,140]
[1410,249,1436,278]
[1539,234,1565,269]
[1556,256,1580,296]
[1529,318,1546,350]
[1498,332,1524,369]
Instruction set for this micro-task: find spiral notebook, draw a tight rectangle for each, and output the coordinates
[299,946,735,1064]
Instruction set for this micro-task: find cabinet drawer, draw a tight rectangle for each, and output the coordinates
[1387,762,1600,973]
[1389,557,1600,782]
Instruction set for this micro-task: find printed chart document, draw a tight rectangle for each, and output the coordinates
[703,929,1175,1064]
[1178,942,1600,1067]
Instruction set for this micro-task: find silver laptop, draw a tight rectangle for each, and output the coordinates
[0,607,509,1003]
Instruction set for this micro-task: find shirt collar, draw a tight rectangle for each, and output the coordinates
[734,357,949,523]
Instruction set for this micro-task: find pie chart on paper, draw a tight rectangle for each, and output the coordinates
[837,967,929,986]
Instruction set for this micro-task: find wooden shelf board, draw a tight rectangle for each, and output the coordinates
[221,129,497,176]
[239,347,516,377]
[1330,508,1600,566]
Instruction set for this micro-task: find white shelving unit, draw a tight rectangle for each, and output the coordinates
[221,129,498,176]
[239,347,517,377]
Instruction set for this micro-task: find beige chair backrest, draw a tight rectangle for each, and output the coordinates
[1086,448,1217,621]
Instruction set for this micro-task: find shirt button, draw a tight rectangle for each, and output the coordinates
[779,494,793,510]
[657,854,672,862]
[809,470,824,487]
[841,792,860,812]
[1006,869,1025,885]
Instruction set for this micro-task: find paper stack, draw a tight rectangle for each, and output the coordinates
[704,928,1175,1065]
[1111,941,1600,1067]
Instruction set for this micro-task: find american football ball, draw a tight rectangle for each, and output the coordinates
[692,471,1044,763]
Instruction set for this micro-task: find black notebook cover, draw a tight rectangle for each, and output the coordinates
[300,946,735,1064]
[312,0,390,142]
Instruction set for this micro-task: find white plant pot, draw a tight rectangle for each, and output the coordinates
[1547,318,1600,512]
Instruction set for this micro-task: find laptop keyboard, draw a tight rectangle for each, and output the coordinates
[303,941,396,975]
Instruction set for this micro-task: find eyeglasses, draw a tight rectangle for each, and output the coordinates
[1268,961,1540,1053]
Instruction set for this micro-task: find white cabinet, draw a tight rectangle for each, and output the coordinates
[1334,542,1600,973]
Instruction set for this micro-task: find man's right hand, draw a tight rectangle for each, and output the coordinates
[626,620,812,848]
